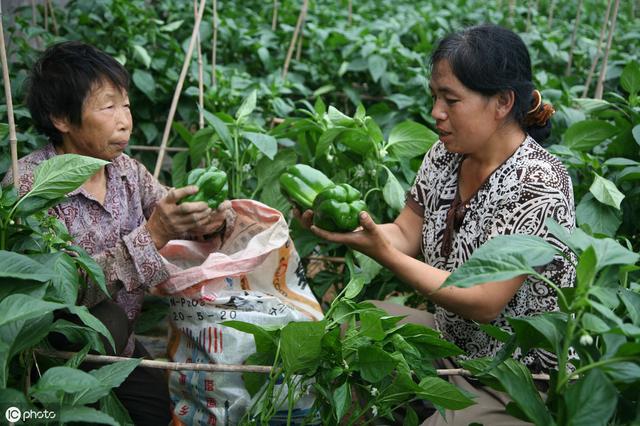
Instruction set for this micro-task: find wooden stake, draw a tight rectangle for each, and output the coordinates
[548,0,556,28]
[153,0,207,179]
[295,20,304,61]
[194,0,204,129]
[211,0,218,87]
[43,0,48,32]
[46,0,58,35]
[0,0,19,187]
[40,349,553,380]
[595,0,620,99]
[582,0,612,98]
[348,0,352,26]
[509,0,516,22]
[282,0,308,81]
[272,0,278,30]
[564,0,583,76]
[129,145,188,153]
[31,0,36,27]
[526,0,532,31]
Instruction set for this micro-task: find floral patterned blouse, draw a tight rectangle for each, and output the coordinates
[3,143,169,356]
[408,136,576,373]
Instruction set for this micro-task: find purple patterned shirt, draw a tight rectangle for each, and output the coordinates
[2,143,169,356]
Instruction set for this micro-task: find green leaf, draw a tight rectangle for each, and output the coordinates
[67,305,115,352]
[417,376,476,410]
[633,125,640,146]
[70,245,108,297]
[590,173,625,209]
[478,323,512,343]
[620,61,640,95]
[235,89,257,120]
[353,251,383,282]
[100,391,135,426]
[30,366,101,402]
[0,294,63,327]
[201,108,233,151]
[14,195,64,217]
[344,275,366,299]
[619,289,640,325]
[59,406,118,426]
[28,154,107,200]
[564,369,617,426]
[327,106,353,126]
[0,315,52,387]
[582,312,610,333]
[387,121,438,159]
[382,167,405,211]
[242,131,277,160]
[333,381,351,421]
[387,94,415,109]
[461,358,553,425]
[171,151,189,188]
[368,54,387,83]
[280,320,325,373]
[222,321,277,353]
[0,251,55,281]
[132,69,156,100]
[131,44,151,68]
[575,246,597,295]
[442,234,556,288]
[508,312,567,354]
[576,193,622,237]
[74,359,141,405]
[159,20,184,32]
[360,311,386,341]
[563,120,619,151]
[356,346,396,383]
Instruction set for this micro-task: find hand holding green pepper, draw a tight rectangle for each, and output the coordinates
[181,165,228,209]
[312,183,367,232]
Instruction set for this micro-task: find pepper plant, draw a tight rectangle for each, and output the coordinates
[224,253,475,425]
[441,223,640,426]
[0,154,141,425]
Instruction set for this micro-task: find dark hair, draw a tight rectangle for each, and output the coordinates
[26,41,130,145]
[430,24,551,143]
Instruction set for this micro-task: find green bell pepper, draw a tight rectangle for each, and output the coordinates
[182,165,228,209]
[279,164,334,210]
[312,183,367,232]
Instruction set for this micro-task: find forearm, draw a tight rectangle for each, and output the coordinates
[377,223,419,256]
[379,246,523,323]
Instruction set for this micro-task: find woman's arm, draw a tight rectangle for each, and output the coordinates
[311,211,526,323]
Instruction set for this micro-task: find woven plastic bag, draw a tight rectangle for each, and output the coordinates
[157,199,322,426]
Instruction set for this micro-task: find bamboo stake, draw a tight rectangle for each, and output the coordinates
[0,0,19,187]
[282,0,308,81]
[509,0,516,22]
[46,0,58,36]
[194,0,204,130]
[526,0,532,31]
[582,0,613,98]
[153,0,207,179]
[272,0,279,30]
[348,0,352,26]
[31,0,36,27]
[40,350,553,380]
[595,0,620,99]
[211,0,218,87]
[564,0,583,76]
[43,0,48,32]
[548,0,556,28]
[295,21,304,61]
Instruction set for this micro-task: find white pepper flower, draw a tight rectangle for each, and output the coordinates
[242,163,252,173]
[580,334,594,346]
[370,387,379,397]
[371,405,378,417]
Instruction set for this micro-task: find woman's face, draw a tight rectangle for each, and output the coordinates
[55,80,132,161]
[429,60,501,154]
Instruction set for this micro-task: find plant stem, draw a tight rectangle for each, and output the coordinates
[233,125,241,197]
[535,272,570,312]
[595,0,621,99]
[557,356,638,388]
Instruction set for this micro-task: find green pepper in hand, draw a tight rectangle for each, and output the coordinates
[312,183,367,232]
[279,164,334,210]
[182,166,228,209]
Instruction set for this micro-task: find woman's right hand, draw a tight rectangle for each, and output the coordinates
[146,186,215,249]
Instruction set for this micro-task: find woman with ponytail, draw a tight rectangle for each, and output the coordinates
[299,24,576,424]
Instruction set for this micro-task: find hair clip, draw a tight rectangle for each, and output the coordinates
[527,90,542,114]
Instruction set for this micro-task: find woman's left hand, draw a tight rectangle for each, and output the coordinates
[310,211,392,262]
[191,200,235,239]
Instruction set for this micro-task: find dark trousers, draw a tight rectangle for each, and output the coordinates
[49,300,171,426]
